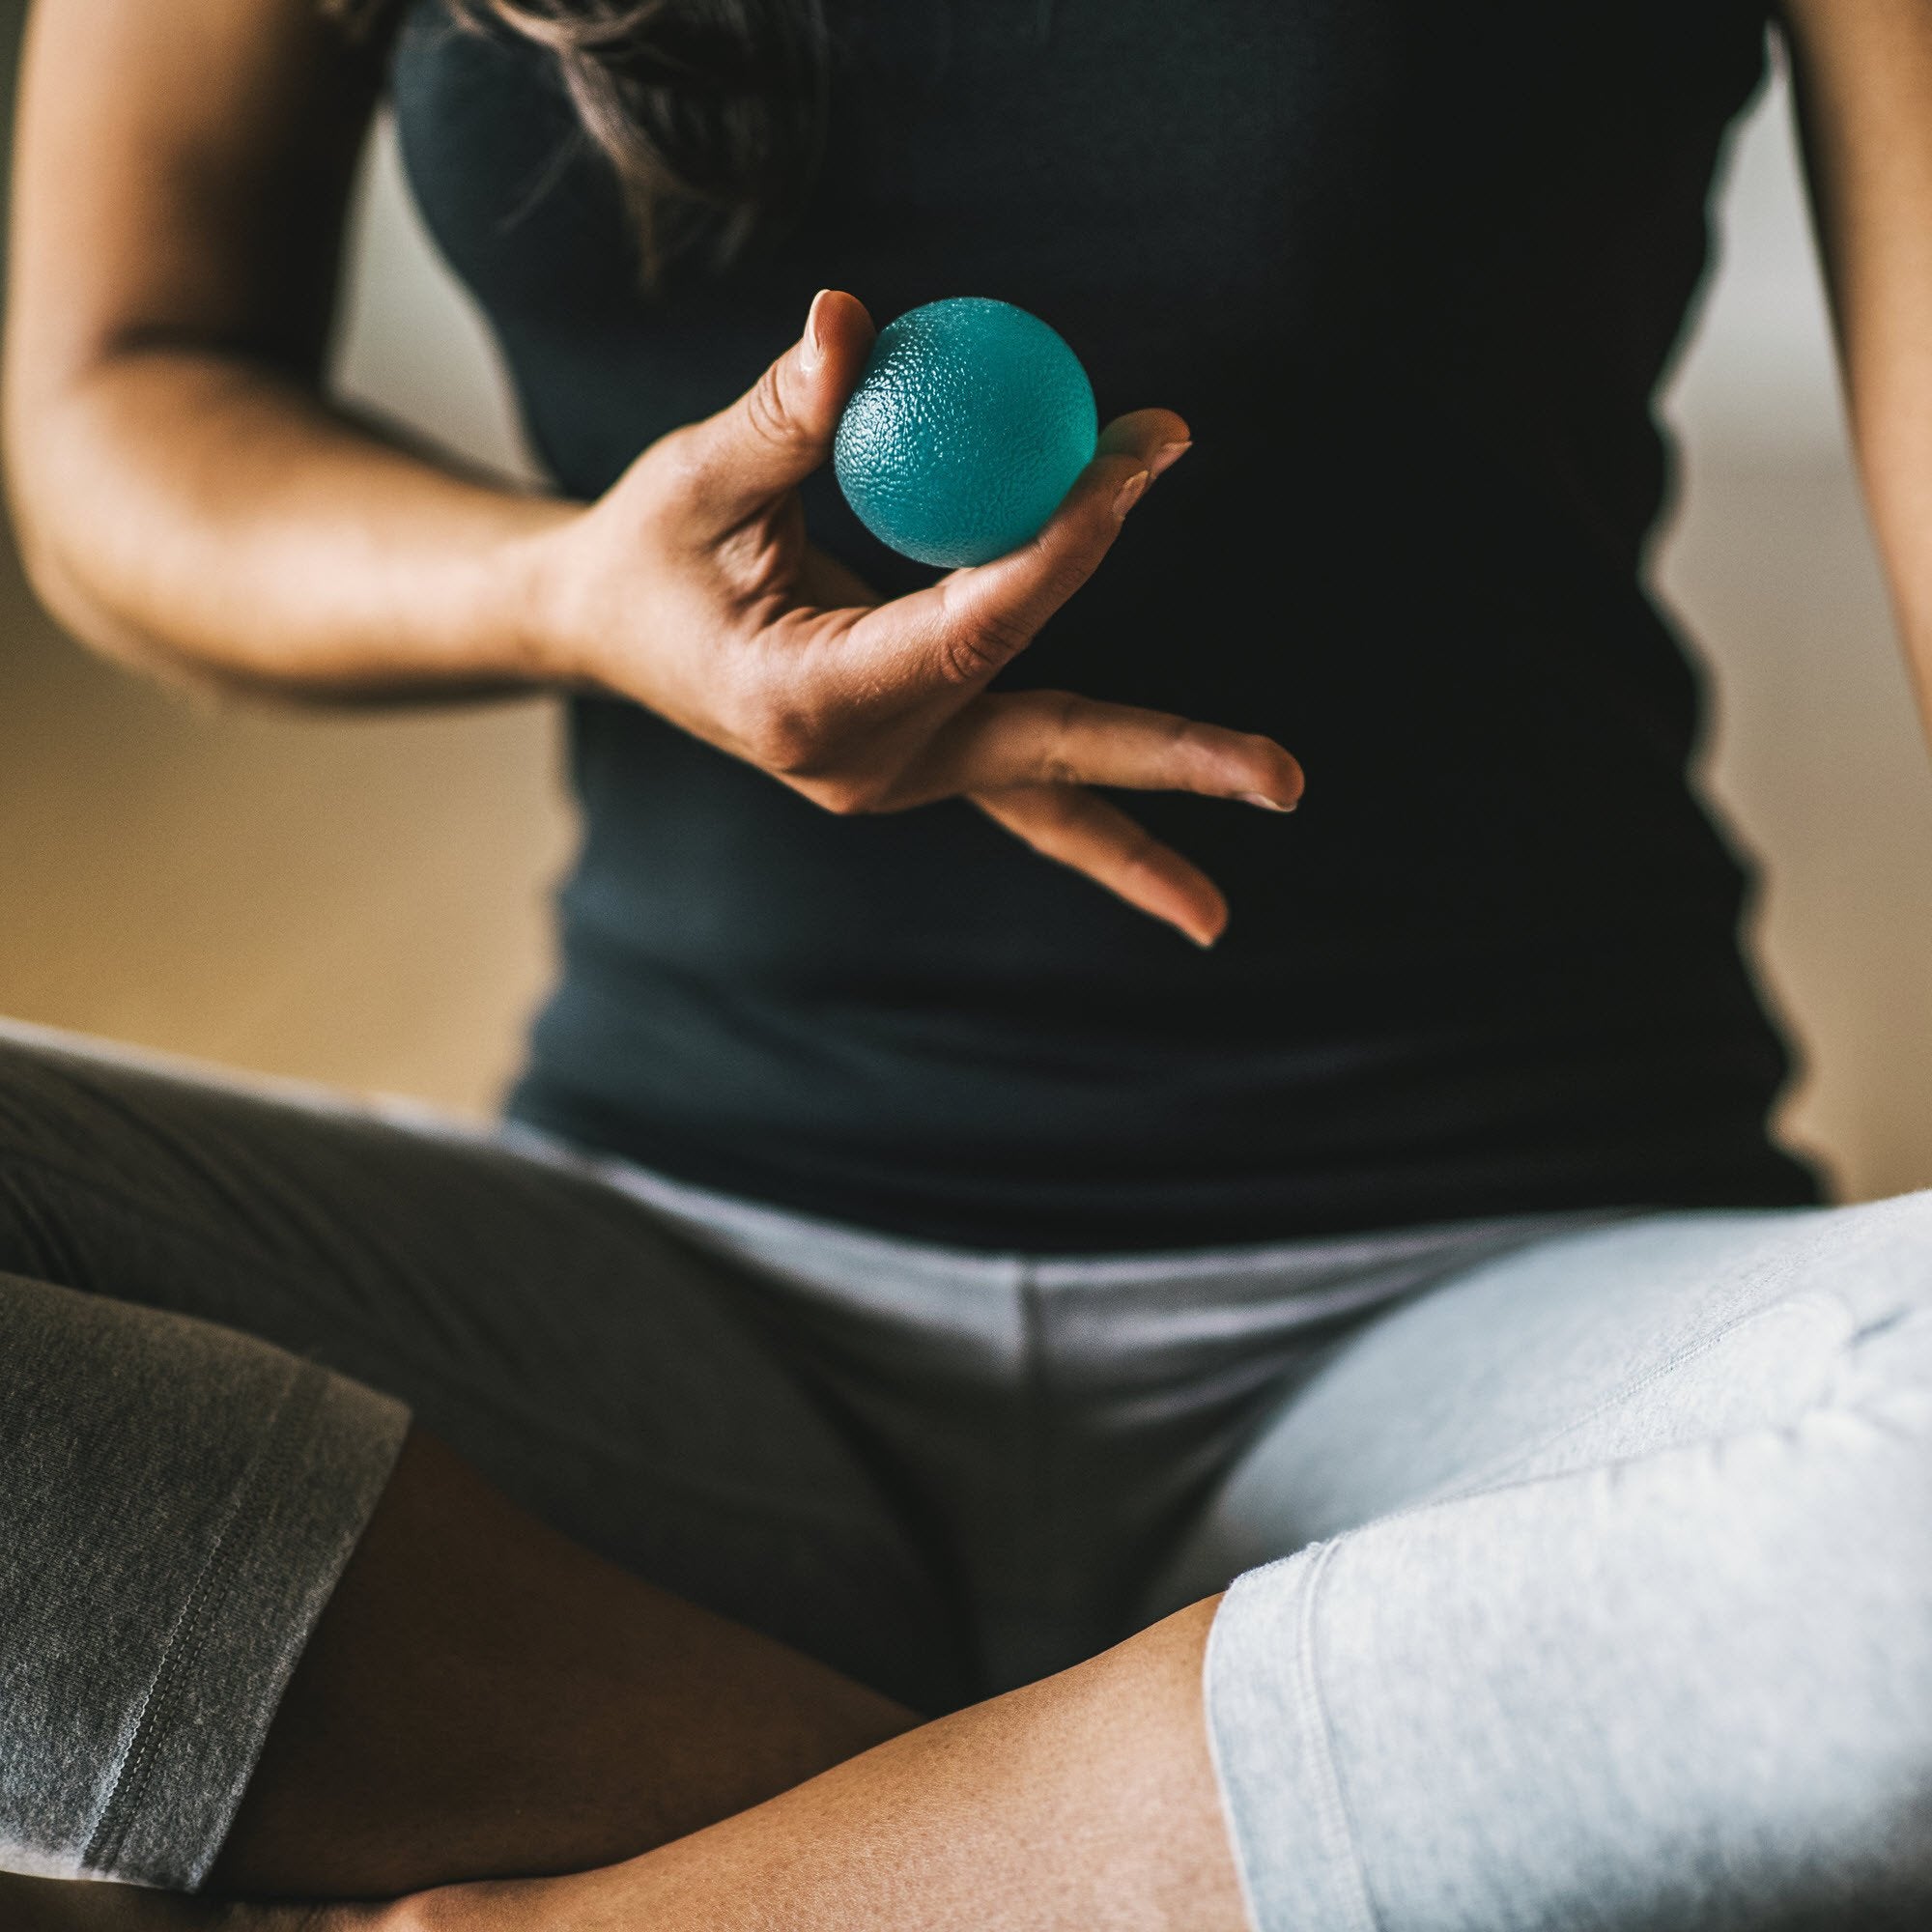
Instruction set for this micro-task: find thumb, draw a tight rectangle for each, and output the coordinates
[679,289,874,530]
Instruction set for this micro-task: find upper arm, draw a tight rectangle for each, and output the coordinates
[1778,1,1932,614]
[3,0,390,431]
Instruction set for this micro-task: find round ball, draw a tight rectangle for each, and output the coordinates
[833,298,1099,569]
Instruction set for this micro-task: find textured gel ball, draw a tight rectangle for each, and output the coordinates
[833,298,1099,568]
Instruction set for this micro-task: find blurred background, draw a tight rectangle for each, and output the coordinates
[1,8,1928,1201]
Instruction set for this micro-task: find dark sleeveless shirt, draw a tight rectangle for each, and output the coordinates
[388,0,1822,1250]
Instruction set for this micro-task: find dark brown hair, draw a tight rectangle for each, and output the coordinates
[327,1,834,288]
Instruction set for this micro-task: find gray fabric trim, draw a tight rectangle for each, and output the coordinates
[85,1365,409,1890]
[0,1267,410,1893]
[1206,1552,1379,1932]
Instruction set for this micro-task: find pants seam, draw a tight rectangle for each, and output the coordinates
[1295,1540,1383,1932]
[81,1361,315,1878]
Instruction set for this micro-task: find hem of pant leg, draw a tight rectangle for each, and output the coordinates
[1202,1597,1268,1932]
[80,1362,412,1889]
[1203,1547,1380,1932]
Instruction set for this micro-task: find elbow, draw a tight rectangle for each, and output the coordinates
[14,533,247,701]
[11,515,139,667]
[7,485,173,681]
[2,388,236,698]
[5,450,109,653]
[2,384,120,658]
[9,508,254,704]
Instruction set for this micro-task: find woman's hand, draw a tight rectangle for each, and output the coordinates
[514,290,1302,947]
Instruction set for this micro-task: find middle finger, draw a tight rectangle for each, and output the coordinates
[924,690,1304,809]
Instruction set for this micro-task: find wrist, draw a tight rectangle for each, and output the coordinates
[477,491,588,690]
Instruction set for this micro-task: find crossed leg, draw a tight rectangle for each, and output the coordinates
[0,1020,959,1903]
[375,1200,1932,1932]
[4,1014,1928,1929]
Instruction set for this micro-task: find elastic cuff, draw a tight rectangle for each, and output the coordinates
[1203,1547,1379,1932]
[81,1363,411,1890]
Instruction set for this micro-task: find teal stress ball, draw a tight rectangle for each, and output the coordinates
[833,298,1099,568]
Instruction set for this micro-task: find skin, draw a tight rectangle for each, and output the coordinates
[1778,1,1932,740]
[2,0,1301,952]
[383,1600,1243,1932]
[204,1434,916,1898]
[3,0,1930,1927]
[0,1602,1241,1932]
[0,1429,919,1916]
[0,1,1264,1918]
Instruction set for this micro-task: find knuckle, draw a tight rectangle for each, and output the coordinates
[1021,526,1096,610]
[1116,820,1166,878]
[724,670,828,778]
[939,607,1032,687]
[798,770,889,816]
[1040,693,1086,787]
[747,705,824,777]
[1050,536,1104,601]
[734,683,887,813]
[1167,715,1236,785]
[743,362,796,450]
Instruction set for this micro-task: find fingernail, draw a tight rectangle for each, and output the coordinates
[1113,469,1151,519]
[801,289,830,372]
[1238,791,1295,812]
[1149,439,1193,479]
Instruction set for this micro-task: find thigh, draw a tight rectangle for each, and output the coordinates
[0,1018,959,1704]
[1194,1197,1932,1929]
[1148,1196,1928,1608]
[0,1279,911,1893]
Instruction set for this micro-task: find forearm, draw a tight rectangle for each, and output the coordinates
[7,346,575,702]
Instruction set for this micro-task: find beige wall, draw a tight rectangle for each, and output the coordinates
[0,59,570,1117]
[2,24,1927,1194]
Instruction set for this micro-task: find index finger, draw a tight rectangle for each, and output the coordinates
[859,409,1191,701]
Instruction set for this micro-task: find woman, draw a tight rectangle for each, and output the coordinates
[0,0,1927,1925]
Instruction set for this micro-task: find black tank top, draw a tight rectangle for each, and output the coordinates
[389,0,1821,1249]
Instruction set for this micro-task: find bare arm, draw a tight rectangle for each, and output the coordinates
[1779,0,1932,745]
[3,0,568,700]
[4,0,1298,937]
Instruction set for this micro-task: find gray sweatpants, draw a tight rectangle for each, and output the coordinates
[0,1015,1925,1926]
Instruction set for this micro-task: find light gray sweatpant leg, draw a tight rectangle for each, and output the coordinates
[1189,1198,1932,1931]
